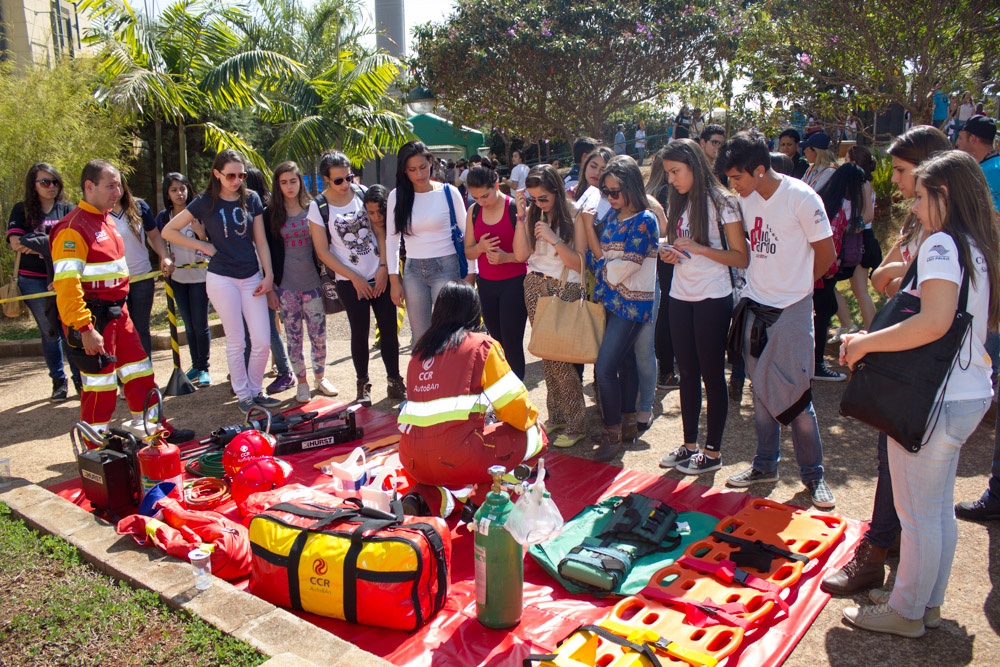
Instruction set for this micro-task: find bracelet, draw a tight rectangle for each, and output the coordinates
[553,238,564,246]
[378,263,387,268]
[516,215,526,222]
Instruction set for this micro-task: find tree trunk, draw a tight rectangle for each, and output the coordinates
[178,118,188,176]
[154,118,164,212]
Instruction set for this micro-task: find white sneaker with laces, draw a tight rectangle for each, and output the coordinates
[316,378,339,397]
[296,382,311,404]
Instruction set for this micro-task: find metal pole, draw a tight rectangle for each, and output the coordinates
[162,277,196,396]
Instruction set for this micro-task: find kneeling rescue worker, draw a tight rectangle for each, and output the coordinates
[50,159,192,446]
[398,281,547,517]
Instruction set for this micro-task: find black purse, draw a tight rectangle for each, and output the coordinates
[839,250,973,452]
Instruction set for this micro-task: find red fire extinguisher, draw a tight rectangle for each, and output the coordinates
[136,389,184,504]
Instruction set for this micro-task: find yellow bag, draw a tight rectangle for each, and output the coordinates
[1,254,26,319]
[528,252,606,364]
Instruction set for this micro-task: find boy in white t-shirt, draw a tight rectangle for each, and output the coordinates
[719,133,839,509]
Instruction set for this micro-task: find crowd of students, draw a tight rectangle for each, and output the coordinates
[7,110,1000,641]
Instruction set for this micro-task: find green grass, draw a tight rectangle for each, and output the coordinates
[0,502,265,667]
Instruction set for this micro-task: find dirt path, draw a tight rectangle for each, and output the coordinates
[1,315,997,665]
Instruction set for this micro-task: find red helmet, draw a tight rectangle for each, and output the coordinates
[230,457,289,517]
[223,430,276,477]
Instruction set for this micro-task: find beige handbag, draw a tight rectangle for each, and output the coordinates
[528,252,605,364]
[1,254,26,318]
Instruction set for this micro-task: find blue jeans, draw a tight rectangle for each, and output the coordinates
[866,431,901,548]
[171,279,210,371]
[244,306,291,376]
[596,311,646,426]
[402,254,461,344]
[127,277,155,357]
[887,397,989,619]
[634,282,660,414]
[18,274,79,384]
[751,392,825,484]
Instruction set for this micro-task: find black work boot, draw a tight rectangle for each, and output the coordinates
[387,376,407,401]
[821,538,888,595]
[51,378,69,401]
[356,378,372,407]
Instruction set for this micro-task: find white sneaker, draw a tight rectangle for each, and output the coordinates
[316,378,339,397]
[296,382,311,404]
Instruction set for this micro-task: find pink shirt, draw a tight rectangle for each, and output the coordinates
[473,196,527,281]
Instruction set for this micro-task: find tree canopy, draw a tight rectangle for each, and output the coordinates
[412,0,718,143]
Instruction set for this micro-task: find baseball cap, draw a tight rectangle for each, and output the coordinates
[963,115,996,143]
[800,132,831,150]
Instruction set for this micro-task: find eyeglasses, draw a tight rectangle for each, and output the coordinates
[36,179,60,187]
[526,194,551,204]
[220,172,247,182]
[331,174,355,186]
[601,188,623,200]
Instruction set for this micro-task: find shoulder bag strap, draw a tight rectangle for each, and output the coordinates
[443,184,458,232]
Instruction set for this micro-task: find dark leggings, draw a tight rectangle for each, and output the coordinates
[813,278,838,366]
[669,294,733,451]
[654,260,675,375]
[477,274,528,380]
[867,431,901,548]
[336,281,400,380]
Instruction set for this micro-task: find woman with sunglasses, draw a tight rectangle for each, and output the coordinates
[162,149,280,413]
[5,163,80,399]
[155,172,211,387]
[464,159,528,380]
[577,156,659,462]
[310,152,404,406]
[513,164,587,449]
[386,141,467,343]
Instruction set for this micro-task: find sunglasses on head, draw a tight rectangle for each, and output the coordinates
[331,174,355,186]
[36,179,60,187]
[220,172,247,182]
[601,188,623,200]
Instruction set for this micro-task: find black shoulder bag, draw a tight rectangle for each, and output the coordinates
[839,246,973,452]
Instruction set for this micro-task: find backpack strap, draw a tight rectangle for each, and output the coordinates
[313,194,332,247]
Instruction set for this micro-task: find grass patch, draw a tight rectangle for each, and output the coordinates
[0,502,265,667]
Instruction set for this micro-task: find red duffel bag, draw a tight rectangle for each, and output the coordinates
[248,498,451,631]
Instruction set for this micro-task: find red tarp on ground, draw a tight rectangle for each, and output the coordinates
[49,400,864,667]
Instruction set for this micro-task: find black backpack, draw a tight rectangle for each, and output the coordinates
[470,197,518,230]
[313,185,367,246]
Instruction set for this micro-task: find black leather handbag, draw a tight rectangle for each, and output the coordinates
[839,253,973,452]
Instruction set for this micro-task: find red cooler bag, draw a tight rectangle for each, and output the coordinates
[248,499,451,630]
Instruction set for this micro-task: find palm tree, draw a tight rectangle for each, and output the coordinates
[79,0,304,204]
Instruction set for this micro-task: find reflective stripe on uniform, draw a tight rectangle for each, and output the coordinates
[523,423,545,461]
[81,372,117,392]
[118,358,153,383]
[482,370,524,409]
[53,258,86,281]
[398,393,488,427]
[79,257,129,283]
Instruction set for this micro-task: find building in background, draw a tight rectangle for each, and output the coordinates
[1,0,89,68]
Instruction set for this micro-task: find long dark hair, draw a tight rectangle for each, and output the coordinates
[161,172,193,213]
[914,151,1000,328]
[524,164,575,251]
[23,163,65,229]
[660,139,729,245]
[887,125,952,248]
[245,167,270,208]
[413,281,484,360]
[363,184,388,218]
[393,140,434,236]
[573,146,615,200]
[117,180,143,242]
[207,149,248,210]
[818,163,867,228]
[598,155,649,216]
[267,161,309,239]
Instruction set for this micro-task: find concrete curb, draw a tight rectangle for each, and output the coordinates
[0,322,226,357]
[0,480,393,667]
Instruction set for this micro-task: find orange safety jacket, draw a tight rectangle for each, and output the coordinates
[49,201,130,332]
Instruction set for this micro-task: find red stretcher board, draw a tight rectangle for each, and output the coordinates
[48,400,864,667]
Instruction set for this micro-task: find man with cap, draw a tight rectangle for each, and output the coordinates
[956,115,1000,214]
[954,114,1000,523]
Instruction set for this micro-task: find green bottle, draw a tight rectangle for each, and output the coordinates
[474,465,523,628]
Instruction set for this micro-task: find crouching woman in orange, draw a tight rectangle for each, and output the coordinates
[397,281,547,516]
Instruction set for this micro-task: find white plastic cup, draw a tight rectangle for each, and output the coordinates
[0,458,10,489]
[189,548,212,590]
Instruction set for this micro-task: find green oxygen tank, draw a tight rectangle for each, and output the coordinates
[474,465,523,628]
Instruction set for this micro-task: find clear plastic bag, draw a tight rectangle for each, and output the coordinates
[506,459,564,546]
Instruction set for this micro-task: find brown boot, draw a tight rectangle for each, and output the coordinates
[594,424,622,463]
[356,378,372,407]
[821,538,888,596]
[621,413,638,443]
